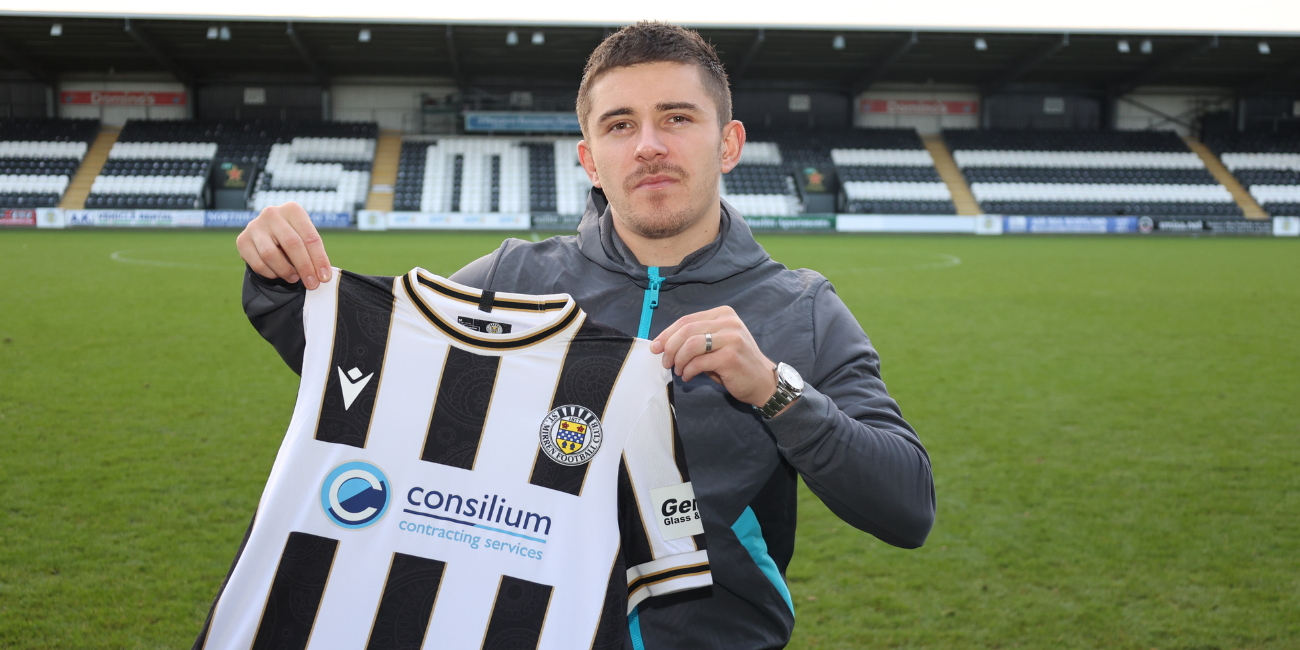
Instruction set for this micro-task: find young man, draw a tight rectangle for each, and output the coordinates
[238,22,934,649]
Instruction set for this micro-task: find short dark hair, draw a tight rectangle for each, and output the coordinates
[576,22,732,137]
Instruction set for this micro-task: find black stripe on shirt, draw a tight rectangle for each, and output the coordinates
[421,347,500,470]
[316,272,396,448]
[618,456,655,570]
[528,317,633,495]
[365,553,447,650]
[481,575,553,650]
[250,532,339,650]
[627,563,712,595]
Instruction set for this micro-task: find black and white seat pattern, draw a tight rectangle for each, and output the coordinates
[87,141,216,210]
[1209,133,1300,217]
[393,138,579,215]
[721,142,801,217]
[831,129,954,215]
[947,129,1239,217]
[252,137,376,214]
[0,118,98,208]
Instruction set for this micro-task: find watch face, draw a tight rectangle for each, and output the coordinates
[777,363,804,391]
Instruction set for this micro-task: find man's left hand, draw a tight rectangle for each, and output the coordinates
[650,306,779,408]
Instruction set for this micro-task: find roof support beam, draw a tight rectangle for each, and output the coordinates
[0,35,52,85]
[1113,36,1217,97]
[446,25,465,89]
[285,22,329,85]
[981,33,1069,96]
[733,29,765,81]
[124,18,191,85]
[852,31,917,95]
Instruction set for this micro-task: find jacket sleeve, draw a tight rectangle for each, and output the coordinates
[762,280,936,549]
[242,265,308,376]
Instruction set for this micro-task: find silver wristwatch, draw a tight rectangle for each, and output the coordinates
[755,362,804,419]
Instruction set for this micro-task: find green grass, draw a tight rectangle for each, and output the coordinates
[1,230,1297,649]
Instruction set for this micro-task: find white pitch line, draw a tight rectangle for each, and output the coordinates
[110,249,241,271]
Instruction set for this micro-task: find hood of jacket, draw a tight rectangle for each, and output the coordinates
[575,187,772,290]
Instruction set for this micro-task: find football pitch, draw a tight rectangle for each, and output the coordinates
[1,229,1297,649]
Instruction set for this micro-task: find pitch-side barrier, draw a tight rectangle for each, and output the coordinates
[4,208,1297,237]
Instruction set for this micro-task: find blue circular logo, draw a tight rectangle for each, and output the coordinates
[320,461,391,530]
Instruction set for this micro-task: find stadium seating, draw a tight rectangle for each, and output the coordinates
[945,129,1240,217]
[1205,133,1300,217]
[393,138,584,215]
[0,118,98,208]
[88,119,378,213]
[717,139,799,217]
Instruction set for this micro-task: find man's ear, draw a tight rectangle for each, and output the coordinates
[720,120,746,174]
[577,139,602,188]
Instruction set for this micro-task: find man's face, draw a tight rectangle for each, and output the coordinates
[578,62,741,239]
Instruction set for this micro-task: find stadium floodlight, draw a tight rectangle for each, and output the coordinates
[532,31,545,45]
[1258,41,1271,54]
[50,23,62,37]
[220,26,232,41]
[358,29,371,42]
[1117,39,1130,53]
[974,37,988,51]
[1140,39,1152,54]
[207,26,219,40]
[506,30,519,46]
[832,34,846,50]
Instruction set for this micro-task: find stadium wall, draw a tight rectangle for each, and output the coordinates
[331,79,458,133]
[11,207,1295,237]
[853,85,981,134]
[58,76,188,124]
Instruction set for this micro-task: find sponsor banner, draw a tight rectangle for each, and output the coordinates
[35,207,65,229]
[530,213,583,230]
[463,112,581,133]
[387,212,530,230]
[1145,218,1273,235]
[1004,216,1138,234]
[203,210,352,229]
[1274,216,1300,237]
[974,214,1003,235]
[65,210,205,228]
[0,208,36,227]
[857,99,978,116]
[357,210,388,231]
[837,215,976,233]
[60,91,186,106]
[745,215,836,231]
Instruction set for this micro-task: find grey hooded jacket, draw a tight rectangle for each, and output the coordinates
[241,189,935,649]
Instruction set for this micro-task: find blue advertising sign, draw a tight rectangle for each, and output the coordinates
[463,112,582,133]
[204,211,353,228]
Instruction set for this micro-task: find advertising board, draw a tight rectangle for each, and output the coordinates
[202,211,352,229]
[0,208,36,227]
[837,215,976,233]
[64,210,205,228]
[745,215,836,231]
[386,213,530,230]
[1003,216,1139,234]
[463,112,582,133]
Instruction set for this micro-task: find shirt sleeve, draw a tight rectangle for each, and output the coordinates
[618,384,711,613]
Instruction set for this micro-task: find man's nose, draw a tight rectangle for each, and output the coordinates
[634,125,669,161]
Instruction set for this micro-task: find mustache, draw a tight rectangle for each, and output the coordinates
[623,162,690,192]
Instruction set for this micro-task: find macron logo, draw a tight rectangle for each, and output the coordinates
[337,366,375,410]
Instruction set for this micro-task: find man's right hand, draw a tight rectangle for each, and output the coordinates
[236,202,332,290]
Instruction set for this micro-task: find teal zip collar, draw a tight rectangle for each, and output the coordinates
[637,267,663,339]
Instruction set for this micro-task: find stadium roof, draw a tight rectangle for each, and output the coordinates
[0,15,1297,94]
[4,0,1300,36]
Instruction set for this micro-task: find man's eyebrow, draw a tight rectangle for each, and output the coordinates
[596,107,635,124]
[656,101,702,113]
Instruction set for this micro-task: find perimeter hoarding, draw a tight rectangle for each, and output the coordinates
[0,208,37,227]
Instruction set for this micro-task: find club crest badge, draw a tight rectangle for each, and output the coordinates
[539,405,603,466]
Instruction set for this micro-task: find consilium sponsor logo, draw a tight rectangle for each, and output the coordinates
[320,461,391,530]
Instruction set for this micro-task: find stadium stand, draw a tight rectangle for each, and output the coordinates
[945,129,1241,217]
[831,129,955,215]
[1206,133,1300,217]
[396,137,587,215]
[721,139,802,217]
[0,118,98,208]
[85,119,378,213]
